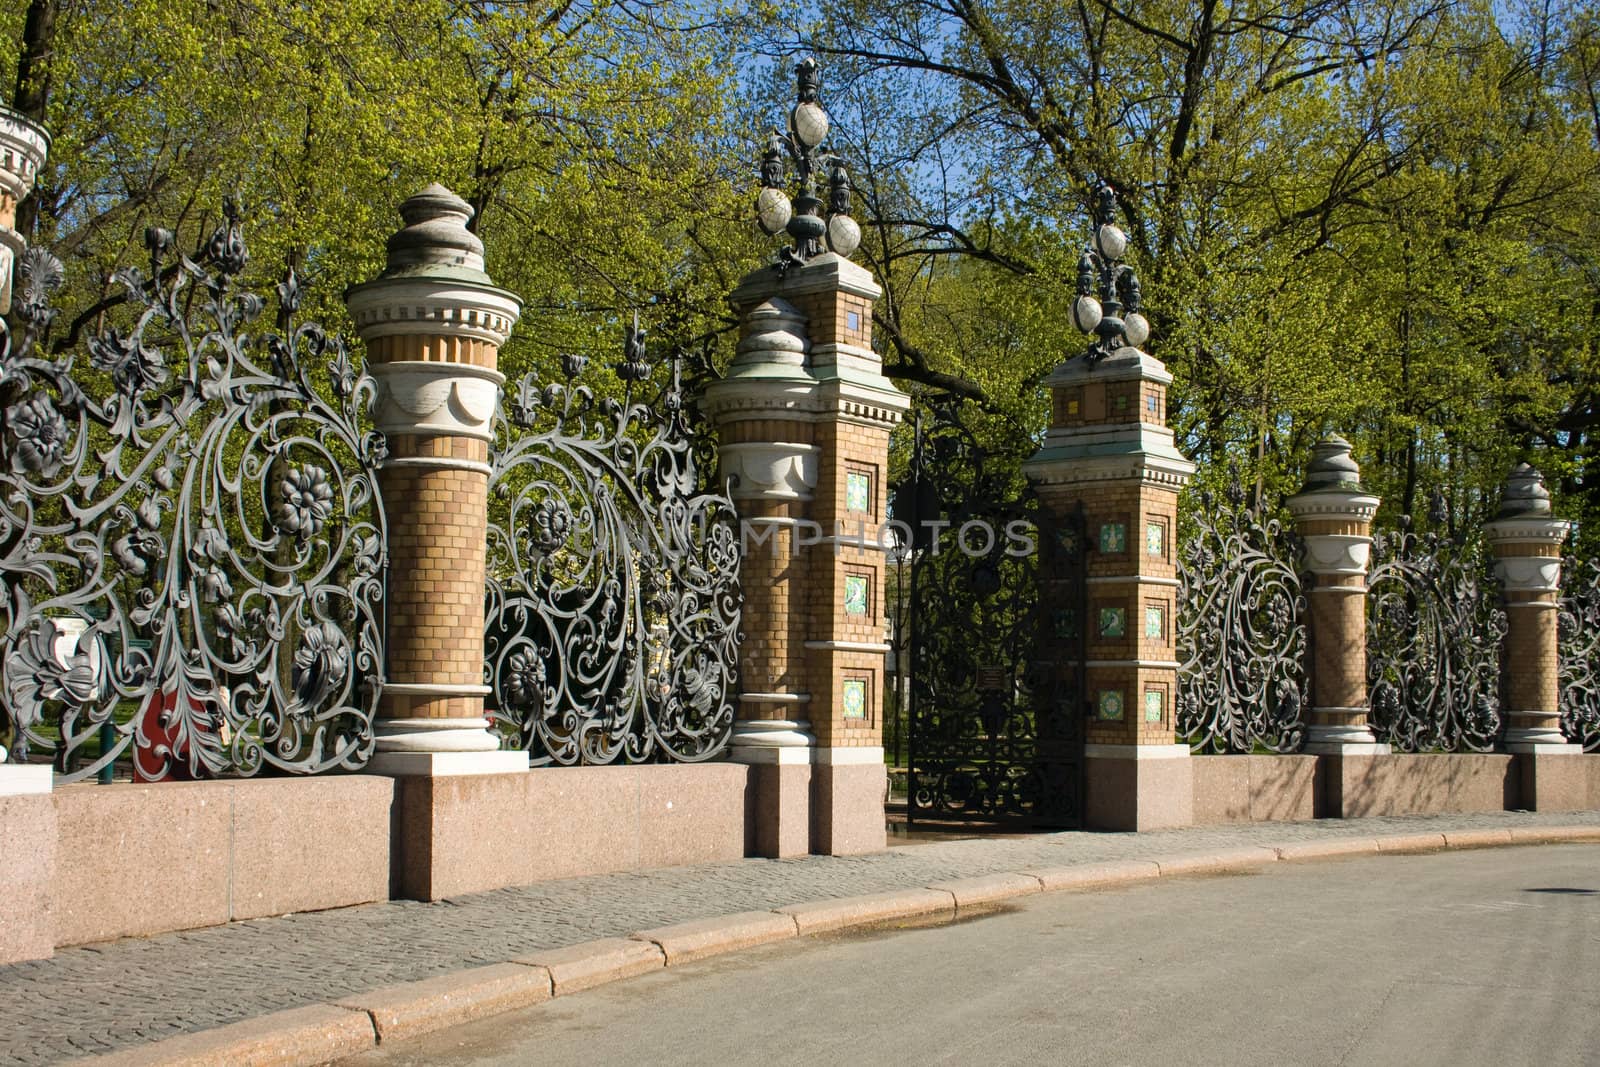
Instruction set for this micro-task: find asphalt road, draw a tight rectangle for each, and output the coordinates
[345,844,1600,1067]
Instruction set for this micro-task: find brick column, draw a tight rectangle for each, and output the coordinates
[706,295,820,856]
[1286,434,1387,756]
[1485,464,1585,808]
[345,185,527,776]
[1023,347,1195,831]
[704,254,908,856]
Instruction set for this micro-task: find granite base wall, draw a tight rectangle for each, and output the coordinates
[0,794,56,965]
[1191,755,1318,825]
[49,776,396,950]
[1085,755,1193,831]
[394,764,755,900]
[1323,753,1517,818]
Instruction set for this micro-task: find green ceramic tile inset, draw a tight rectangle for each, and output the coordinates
[845,471,871,513]
[843,574,869,616]
[842,679,867,718]
[1098,690,1124,721]
[1099,522,1126,554]
[1099,607,1125,638]
[1146,522,1164,557]
[1145,605,1164,639]
[1145,689,1164,723]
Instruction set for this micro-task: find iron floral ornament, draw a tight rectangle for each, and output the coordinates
[0,205,387,781]
[484,322,742,765]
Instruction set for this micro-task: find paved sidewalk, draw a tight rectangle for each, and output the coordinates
[1,809,1597,1065]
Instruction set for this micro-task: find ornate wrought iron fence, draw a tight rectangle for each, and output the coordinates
[0,209,387,782]
[894,406,1084,827]
[1175,472,1308,754]
[483,334,741,765]
[1365,517,1504,752]
[1558,553,1600,751]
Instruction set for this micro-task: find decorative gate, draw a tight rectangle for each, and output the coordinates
[0,212,387,782]
[482,331,743,766]
[893,408,1085,828]
[1365,513,1504,752]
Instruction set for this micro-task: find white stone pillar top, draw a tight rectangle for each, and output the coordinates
[1485,463,1571,547]
[0,104,50,201]
[1286,433,1380,527]
[344,184,522,346]
[1485,464,1570,594]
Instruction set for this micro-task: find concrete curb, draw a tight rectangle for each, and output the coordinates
[75,825,1600,1066]
[330,963,553,1046]
[630,910,798,966]
[776,887,955,935]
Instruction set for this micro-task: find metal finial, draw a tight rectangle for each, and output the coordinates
[1072,178,1149,364]
[751,57,859,268]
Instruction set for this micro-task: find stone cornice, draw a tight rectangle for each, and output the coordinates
[345,277,522,346]
[1285,489,1380,524]
[729,252,882,309]
[0,109,49,201]
[1043,348,1173,388]
[1023,451,1195,490]
[1484,516,1571,547]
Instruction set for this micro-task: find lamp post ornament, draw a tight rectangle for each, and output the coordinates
[1071,180,1151,365]
[755,56,861,270]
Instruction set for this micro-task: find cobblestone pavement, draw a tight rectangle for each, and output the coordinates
[2,809,1597,1064]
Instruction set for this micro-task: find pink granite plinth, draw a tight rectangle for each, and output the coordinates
[1085,752,1193,831]
[394,763,752,900]
[1191,755,1318,825]
[52,781,231,947]
[1324,753,1515,818]
[750,762,812,859]
[229,776,393,921]
[0,793,56,964]
[812,761,886,855]
[1516,752,1592,812]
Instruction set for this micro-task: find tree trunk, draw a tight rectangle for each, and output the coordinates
[12,0,58,240]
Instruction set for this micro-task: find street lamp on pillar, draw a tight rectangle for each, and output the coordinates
[1070,180,1150,365]
[755,56,860,270]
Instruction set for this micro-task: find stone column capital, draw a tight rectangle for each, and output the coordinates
[0,107,50,202]
[343,185,522,347]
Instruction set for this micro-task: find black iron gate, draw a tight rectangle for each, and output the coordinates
[891,409,1086,828]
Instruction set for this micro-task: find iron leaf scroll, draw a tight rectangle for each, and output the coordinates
[484,332,741,765]
[1559,554,1600,751]
[0,208,386,781]
[1366,518,1504,752]
[1176,473,1308,754]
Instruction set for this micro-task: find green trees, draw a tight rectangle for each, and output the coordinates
[7,0,1600,535]
[3,0,759,381]
[777,0,1600,532]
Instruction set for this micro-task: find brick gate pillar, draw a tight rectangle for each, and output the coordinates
[704,254,908,856]
[1485,464,1585,809]
[1023,348,1195,831]
[345,185,527,776]
[1286,434,1387,758]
